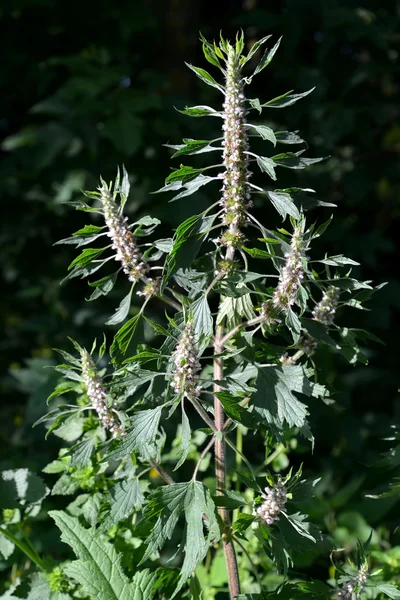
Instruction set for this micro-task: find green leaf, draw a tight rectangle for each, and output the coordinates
[326,278,372,291]
[316,255,360,267]
[375,583,400,599]
[87,272,118,301]
[250,87,315,111]
[301,318,338,348]
[185,63,225,93]
[165,138,221,158]
[271,151,326,170]
[275,130,305,145]
[0,469,48,509]
[248,124,276,145]
[69,437,96,467]
[213,489,247,509]
[174,406,191,471]
[255,156,276,180]
[267,191,300,220]
[101,478,144,532]
[242,35,273,65]
[215,392,257,429]
[285,309,301,343]
[165,165,206,185]
[252,36,282,76]
[162,213,216,292]
[140,481,220,597]
[177,105,222,118]
[67,247,108,271]
[106,288,133,326]
[242,246,273,259]
[155,174,218,203]
[55,225,106,247]
[111,313,142,356]
[108,407,163,461]
[50,511,156,600]
[191,295,213,347]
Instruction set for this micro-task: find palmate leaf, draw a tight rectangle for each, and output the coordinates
[50,511,156,600]
[100,478,145,532]
[250,364,329,438]
[139,481,220,598]
[161,213,216,292]
[107,406,163,461]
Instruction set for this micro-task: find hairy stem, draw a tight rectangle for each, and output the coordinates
[214,324,241,598]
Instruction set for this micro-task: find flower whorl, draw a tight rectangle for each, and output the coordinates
[80,349,123,438]
[337,564,368,599]
[313,286,340,326]
[219,46,251,253]
[98,180,148,283]
[273,227,304,310]
[256,480,287,526]
[172,322,201,401]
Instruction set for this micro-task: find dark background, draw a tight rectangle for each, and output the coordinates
[1,0,400,588]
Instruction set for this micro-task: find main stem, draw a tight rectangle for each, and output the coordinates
[214,324,241,599]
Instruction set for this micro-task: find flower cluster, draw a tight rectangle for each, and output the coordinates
[218,46,251,254]
[98,180,148,283]
[256,480,287,526]
[273,227,305,310]
[313,285,340,326]
[337,564,368,599]
[80,349,124,438]
[297,333,318,357]
[137,277,160,299]
[171,322,201,401]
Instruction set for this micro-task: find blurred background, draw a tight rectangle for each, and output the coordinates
[1,0,400,590]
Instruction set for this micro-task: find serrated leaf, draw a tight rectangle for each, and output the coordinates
[248,124,276,145]
[157,174,218,203]
[165,138,221,158]
[243,35,273,65]
[252,36,282,77]
[267,191,300,220]
[0,469,48,509]
[215,392,257,429]
[101,478,144,532]
[275,130,305,145]
[191,295,213,348]
[50,511,156,600]
[108,406,163,461]
[178,105,222,118]
[174,407,191,471]
[69,437,96,467]
[250,87,315,111]
[111,313,142,356]
[185,63,224,93]
[67,247,108,271]
[106,288,133,326]
[316,255,360,266]
[165,165,205,185]
[375,583,400,598]
[255,155,277,179]
[140,481,220,598]
[162,213,216,292]
[271,151,326,170]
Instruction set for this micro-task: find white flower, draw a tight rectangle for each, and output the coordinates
[337,564,368,599]
[80,349,124,438]
[273,227,304,310]
[98,180,147,283]
[256,480,287,526]
[171,323,201,401]
[313,286,340,326]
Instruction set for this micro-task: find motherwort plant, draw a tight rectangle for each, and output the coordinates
[0,33,392,600]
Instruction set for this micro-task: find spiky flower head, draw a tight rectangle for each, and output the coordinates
[80,349,124,438]
[336,563,368,599]
[273,226,305,310]
[172,322,201,401]
[256,480,287,526]
[98,178,148,283]
[218,42,252,256]
[313,285,340,326]
[137,278,160,299]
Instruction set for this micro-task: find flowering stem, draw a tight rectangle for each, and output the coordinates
[214,324,241,599]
